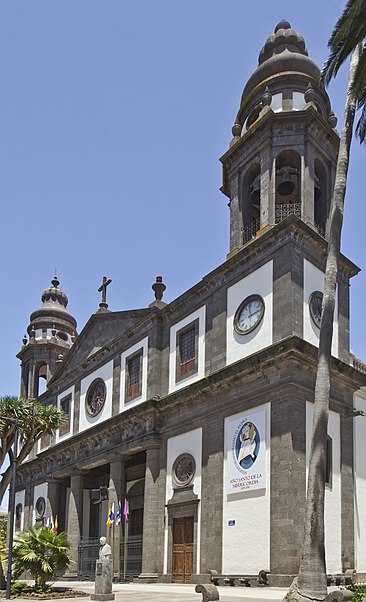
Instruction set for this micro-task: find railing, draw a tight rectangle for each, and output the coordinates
[315,222,326,238]
[275,203,301,223]
[242,219,260,244]
[78,535,143,580]
[351,354,366,375]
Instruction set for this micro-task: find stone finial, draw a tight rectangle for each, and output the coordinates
[71,332,76,343]
[51,324,57,338]
[22,335,27,346]
[262,86,272,107]
[152,276,166,301]
[55,354,63,364]
[30,326,36,341]
[304,82,315,103]
[232,122,241,137]
[328,111,338,128]
[51,275,59,288]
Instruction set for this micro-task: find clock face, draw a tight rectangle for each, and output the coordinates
[309,291,323,328]
[85,378,106,417]
[234,295,265,335]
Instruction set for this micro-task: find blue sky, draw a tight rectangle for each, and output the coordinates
[0,0,365,397]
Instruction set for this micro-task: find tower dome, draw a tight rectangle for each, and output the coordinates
[27,276,77,346]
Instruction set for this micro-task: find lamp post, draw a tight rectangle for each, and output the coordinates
[0,416,19,600]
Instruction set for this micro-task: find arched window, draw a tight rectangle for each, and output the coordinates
[240,164,261,244]
[35,363,48,397]
[314,159,328,237]
[275,150,301,223]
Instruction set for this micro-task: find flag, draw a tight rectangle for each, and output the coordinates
[54,515,59,535]
[106,502,115,527]
[45,516,50,528]
[50,515,55,530]
[123,499,129,524]
[116,500,121,526]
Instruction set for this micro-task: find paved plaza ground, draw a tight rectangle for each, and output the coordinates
[41,581,289,602]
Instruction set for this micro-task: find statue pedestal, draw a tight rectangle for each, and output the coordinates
[91,559,115,601]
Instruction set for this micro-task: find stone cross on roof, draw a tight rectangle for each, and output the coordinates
[97,276,112,312]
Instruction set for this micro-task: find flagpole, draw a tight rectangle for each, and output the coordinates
[123,518,127,581]
[117,513,121,581]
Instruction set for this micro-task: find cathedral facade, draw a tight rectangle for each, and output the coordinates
[15,21,366,586]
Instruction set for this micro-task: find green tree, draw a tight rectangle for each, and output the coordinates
[12,526,72,588]
[0,396,64,505]
[285,4,365,602]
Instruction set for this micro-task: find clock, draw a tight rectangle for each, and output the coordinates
[85,378,106,417]
[172,454,195,488]
[234,294,265,334]
[309,291,323,328]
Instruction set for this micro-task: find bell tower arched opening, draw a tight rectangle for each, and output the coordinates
[241,163,261,244]
[314,159,328,236]
[275,150,301,224]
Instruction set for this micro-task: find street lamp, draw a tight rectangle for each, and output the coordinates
[0,416,19,600]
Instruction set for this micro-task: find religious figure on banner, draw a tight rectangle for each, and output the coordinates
[237,421,259,467]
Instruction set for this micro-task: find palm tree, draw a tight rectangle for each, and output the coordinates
[0,396,65,505]
[323,0,366,142]
[285,6,365,602]
[12,526,72,588]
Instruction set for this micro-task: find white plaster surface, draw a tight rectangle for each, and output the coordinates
[303,259,339,358]
[14,489,25,531]
[120,337,148,410]
[306,403,341,573]
[222,403,270,573]
[79,360,113,433]
[56,384,75,442]
[33,483,48,525]
[168,307,206,393]
[226,261,273,365]
[353,392,366,572]
[163,428,202,575]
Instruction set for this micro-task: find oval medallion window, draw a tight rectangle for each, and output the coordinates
[85,378,106,417]
[35,496,46,520]
[172,454,196,488]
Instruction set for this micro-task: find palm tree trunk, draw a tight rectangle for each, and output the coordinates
[284,45,360,602]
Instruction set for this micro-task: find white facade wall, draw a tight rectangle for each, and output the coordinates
[79,360,113,433]
[14,489,25,532]
[163,428,202,574]
[306,403,342,573]
[33,483,48,525]
[222,403,270,573]
[303,259,339,358]
[56,384,75,442]
[226,261,273,365]
[353,392,366,572]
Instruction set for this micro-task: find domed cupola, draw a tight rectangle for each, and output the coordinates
[28,276,77,346]
[220,20,340,254]
[17,276,77,399]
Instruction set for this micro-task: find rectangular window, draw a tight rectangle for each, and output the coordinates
[126,349,143,401]
[59,394,72,436]
[176,319,199,382]
[40,432,50,450]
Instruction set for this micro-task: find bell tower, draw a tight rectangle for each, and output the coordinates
[221,20,339,253]
[17,276,77,399]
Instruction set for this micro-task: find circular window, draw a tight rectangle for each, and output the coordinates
[309,291,323,328]
[85,378,106,417]
[234,294,265,335]
[35,497,46,520]
[172,454,196,488]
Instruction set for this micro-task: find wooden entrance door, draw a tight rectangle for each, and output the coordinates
[172,516,194,583]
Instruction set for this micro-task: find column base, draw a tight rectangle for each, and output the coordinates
[136,572,159,583]
[91,595,115,601]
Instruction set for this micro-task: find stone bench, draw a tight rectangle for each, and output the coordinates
[195,584,220,601]
[327,570,356,587]
[209,569,269,587]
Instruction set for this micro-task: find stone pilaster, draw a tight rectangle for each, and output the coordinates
[66,474,84,576]
[138,444,161,582]
[46,480,60,523]
[108,461,126,578]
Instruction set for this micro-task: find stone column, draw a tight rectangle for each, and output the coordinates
[229,173,240,253]
[46,480,60,521]
[138,444,161,582]
[108,461,126,578]
[66,474,84,576]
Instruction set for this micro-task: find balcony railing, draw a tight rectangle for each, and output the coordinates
[275,203,301,223]
[352,354,366,375]
[242,219,260,244]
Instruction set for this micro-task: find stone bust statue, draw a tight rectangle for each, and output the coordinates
[99,536,112,560]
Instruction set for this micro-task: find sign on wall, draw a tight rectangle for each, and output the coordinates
[225,408,266,494]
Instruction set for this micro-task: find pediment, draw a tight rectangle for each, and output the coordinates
[49,308,154,385]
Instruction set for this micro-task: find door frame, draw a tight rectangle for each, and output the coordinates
[166,487,199,580]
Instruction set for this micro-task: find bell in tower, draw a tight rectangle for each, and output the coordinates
[221,20,339,253]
